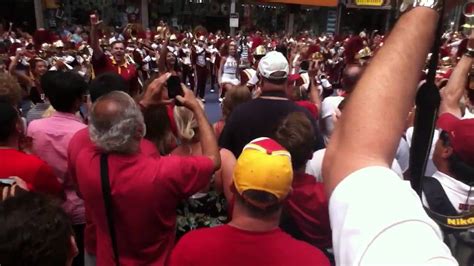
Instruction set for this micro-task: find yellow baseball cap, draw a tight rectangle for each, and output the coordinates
[234,137,293,202]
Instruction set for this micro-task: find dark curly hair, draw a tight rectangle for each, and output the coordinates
[0,192,73,266]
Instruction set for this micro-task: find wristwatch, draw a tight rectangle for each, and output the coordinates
[465,47,474,58]
[400,0,443,13]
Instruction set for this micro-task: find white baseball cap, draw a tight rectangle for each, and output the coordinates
[258,51,289,80]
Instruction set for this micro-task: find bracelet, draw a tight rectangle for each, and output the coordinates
[464,49,474,58]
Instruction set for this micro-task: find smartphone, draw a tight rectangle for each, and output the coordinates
[167,75,183,100]
[0,178,15,187]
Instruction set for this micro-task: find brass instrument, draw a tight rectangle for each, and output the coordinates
[463,1,474,18]
[463,1,474,35]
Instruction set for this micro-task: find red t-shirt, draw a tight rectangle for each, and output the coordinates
[285,173,332,249]
[68,128,161,255]
[0,149,62,197]
[296,100,319,118]
[92,53,138,91]
[169,224,330,266]
[68,128,214,265]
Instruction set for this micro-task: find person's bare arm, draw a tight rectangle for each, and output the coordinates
[177,86,221,171]
[308,63,322,111]
[90,15,103,60]
[218,57,226,85]
[214,148,236,202]
[439,36,474,117]
[158,41,169,74]
[322,8,439,196]
[8,50,22,75]
[9,50,33,87]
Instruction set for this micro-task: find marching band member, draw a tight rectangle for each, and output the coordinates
[192,35,210,102]
[207,37,220,93]
[180,38,195,92]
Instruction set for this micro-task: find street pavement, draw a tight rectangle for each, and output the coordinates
[203,86,222,124]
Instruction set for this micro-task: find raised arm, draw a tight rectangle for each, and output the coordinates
[89,14,104,60]
[322,7,439,195]
[9,49,33,87]
[308,62,322,112]
[177,86,221,171]
[439,36,474,117]
[8,49,22,76]
[158,40,169,74]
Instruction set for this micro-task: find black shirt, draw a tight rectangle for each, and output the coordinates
[219,98,324,157]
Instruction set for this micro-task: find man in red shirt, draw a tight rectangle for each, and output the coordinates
[68,73,164,264]
[0,102,61,197]
[169,137,329,266]
[69,78,220,265]
[90,15,140,96]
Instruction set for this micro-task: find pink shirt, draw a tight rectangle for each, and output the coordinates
[28,112,87,224]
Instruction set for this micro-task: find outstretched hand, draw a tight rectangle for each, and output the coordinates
[140,73,174,108]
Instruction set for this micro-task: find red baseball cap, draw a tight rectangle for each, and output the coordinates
[437,113,474,166]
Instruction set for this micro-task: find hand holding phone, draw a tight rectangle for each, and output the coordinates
[167,75,184,103]
[175,86,202,112]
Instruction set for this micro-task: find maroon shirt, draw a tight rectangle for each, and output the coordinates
[92,53,139,93]
[285,172,332,249]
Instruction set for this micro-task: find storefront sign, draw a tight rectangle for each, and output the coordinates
[355,0,384,6]
[230,13,239,28]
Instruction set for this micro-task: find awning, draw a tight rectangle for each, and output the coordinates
[257,0,338,7]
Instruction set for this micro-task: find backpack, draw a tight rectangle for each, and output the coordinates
[423,177,474,266]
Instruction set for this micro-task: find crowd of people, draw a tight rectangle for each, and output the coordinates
[0,1,473,265]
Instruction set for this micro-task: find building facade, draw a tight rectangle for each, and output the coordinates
[28,0,339,34]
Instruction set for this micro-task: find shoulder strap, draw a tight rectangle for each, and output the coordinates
[100,154,120,266]
[423,176,474,231]
[409,9,444,196]
[422,177,458,216]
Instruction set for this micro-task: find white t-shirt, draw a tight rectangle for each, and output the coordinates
[330,166,457,265]
[422,171,474,214]
[321,96,344,120]
[396,137,410,174]
[463,108,474,119]
[406,127,439,177]
[320,96,344,144]
[306,149,403,182]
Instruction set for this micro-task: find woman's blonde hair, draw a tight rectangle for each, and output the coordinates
[173,101,204,142]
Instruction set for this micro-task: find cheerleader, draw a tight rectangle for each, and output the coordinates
[218,43,240,101]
